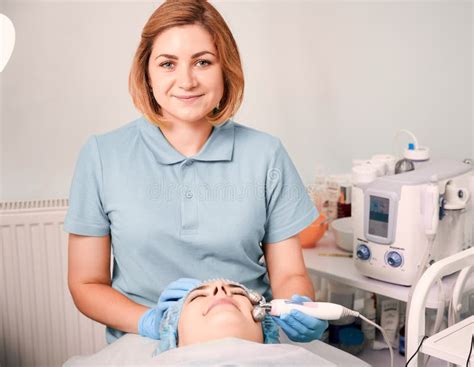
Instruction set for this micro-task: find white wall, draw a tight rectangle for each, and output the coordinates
[1,0,472,201]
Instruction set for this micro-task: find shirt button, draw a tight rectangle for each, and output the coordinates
[185,190,193,199]
[185,160,194,166]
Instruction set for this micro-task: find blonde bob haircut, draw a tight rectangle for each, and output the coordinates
[129,0,244,127]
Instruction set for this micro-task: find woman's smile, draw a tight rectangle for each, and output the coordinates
[174,94,204,104]
[205,297,239,315]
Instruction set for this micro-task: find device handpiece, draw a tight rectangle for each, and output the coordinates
[262,299,394,367]
[268,300,359,320]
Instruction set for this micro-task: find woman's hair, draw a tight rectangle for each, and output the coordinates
[129,0,244,127]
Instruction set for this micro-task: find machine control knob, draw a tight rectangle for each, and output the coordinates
[356,244,371,260]
[386,251,403,268]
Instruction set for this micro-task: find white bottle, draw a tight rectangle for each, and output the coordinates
[361,293,376,348]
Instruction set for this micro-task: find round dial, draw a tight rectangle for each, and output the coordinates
[386,251,403,268]
[356,244,371,261]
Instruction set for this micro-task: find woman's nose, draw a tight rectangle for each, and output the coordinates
[177,65,197,90]
[212,282,231,297]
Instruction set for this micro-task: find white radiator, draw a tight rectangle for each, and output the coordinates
[0,199,107,366]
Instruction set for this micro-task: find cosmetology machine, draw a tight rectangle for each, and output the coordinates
[351,131,474,286]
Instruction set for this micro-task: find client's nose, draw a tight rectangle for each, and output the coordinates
[211,281,232,297]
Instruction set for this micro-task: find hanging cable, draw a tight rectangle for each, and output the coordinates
[405,335,428,366]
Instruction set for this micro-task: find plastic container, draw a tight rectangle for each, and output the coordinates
[330,217,353,252]
[338,326,365,355]
[311,173,328,214]
[328,323,365,355]
[371,154,397,175]
[361,293,376,349]
[394,158,415,174]
[368,159,386,176]
[299,214,328,248]
[337,185,352,218]
[399,324,405,356]
[328,281,355,325]
[380,298,400,348]
[326,175,351,220]
[352,164,377,185]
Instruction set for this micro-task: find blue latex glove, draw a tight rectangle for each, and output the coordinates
[272,295,329,343]
[138,277,200,339]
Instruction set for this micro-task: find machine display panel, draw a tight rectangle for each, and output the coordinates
[368,196,390,238]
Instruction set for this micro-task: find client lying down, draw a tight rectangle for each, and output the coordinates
[147,278,339,365]
[63,279,368,365]
[156,278,280,354]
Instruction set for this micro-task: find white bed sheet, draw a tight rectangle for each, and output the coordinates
[63,333,370,366]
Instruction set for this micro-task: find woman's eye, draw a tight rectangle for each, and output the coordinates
[159,60,211,70]
[159,61,174,69]
[196,59,211,67]
[190,293,206,302]
[232,289,247,297]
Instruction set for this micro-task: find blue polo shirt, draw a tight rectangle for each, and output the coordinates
[64,116,317,343]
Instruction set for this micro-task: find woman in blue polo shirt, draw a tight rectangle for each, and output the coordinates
[65,0,327,345]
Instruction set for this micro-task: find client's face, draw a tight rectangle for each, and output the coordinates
[177,280,264,347]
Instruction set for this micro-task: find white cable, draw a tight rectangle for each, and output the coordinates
[448,296,455,328]
[431,279,445,335]
[271,301,393,367]
[406,234,437,335]
[421,279,446,366]
[359,314,394,367]
[393,129,419,157]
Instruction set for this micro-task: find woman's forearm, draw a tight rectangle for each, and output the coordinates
[270,273,315,300]
[70,283,148,334]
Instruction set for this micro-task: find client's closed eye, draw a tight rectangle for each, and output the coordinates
[189,292,207,302]
[232,291,248,298]
[187,284,250,303]
[231,289,248,297]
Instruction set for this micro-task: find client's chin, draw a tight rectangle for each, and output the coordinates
[179,309,264,347]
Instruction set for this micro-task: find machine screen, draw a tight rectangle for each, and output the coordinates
[368,196,389,238]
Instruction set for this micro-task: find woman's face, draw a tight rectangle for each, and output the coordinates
[177,280,264,347]
[148,24,224,126]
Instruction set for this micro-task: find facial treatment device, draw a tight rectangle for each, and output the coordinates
[255,299,357,320]
[252,298,394,367]
[352,159,473,286]
[214,279,395,366]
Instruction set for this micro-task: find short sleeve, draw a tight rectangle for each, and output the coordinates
[64,136,110,236]
[262,140,318,244]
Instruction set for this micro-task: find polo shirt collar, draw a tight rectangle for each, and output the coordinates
[138,116,235,165]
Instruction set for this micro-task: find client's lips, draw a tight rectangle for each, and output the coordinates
[205,297,239,315]
[175,94,204,100]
